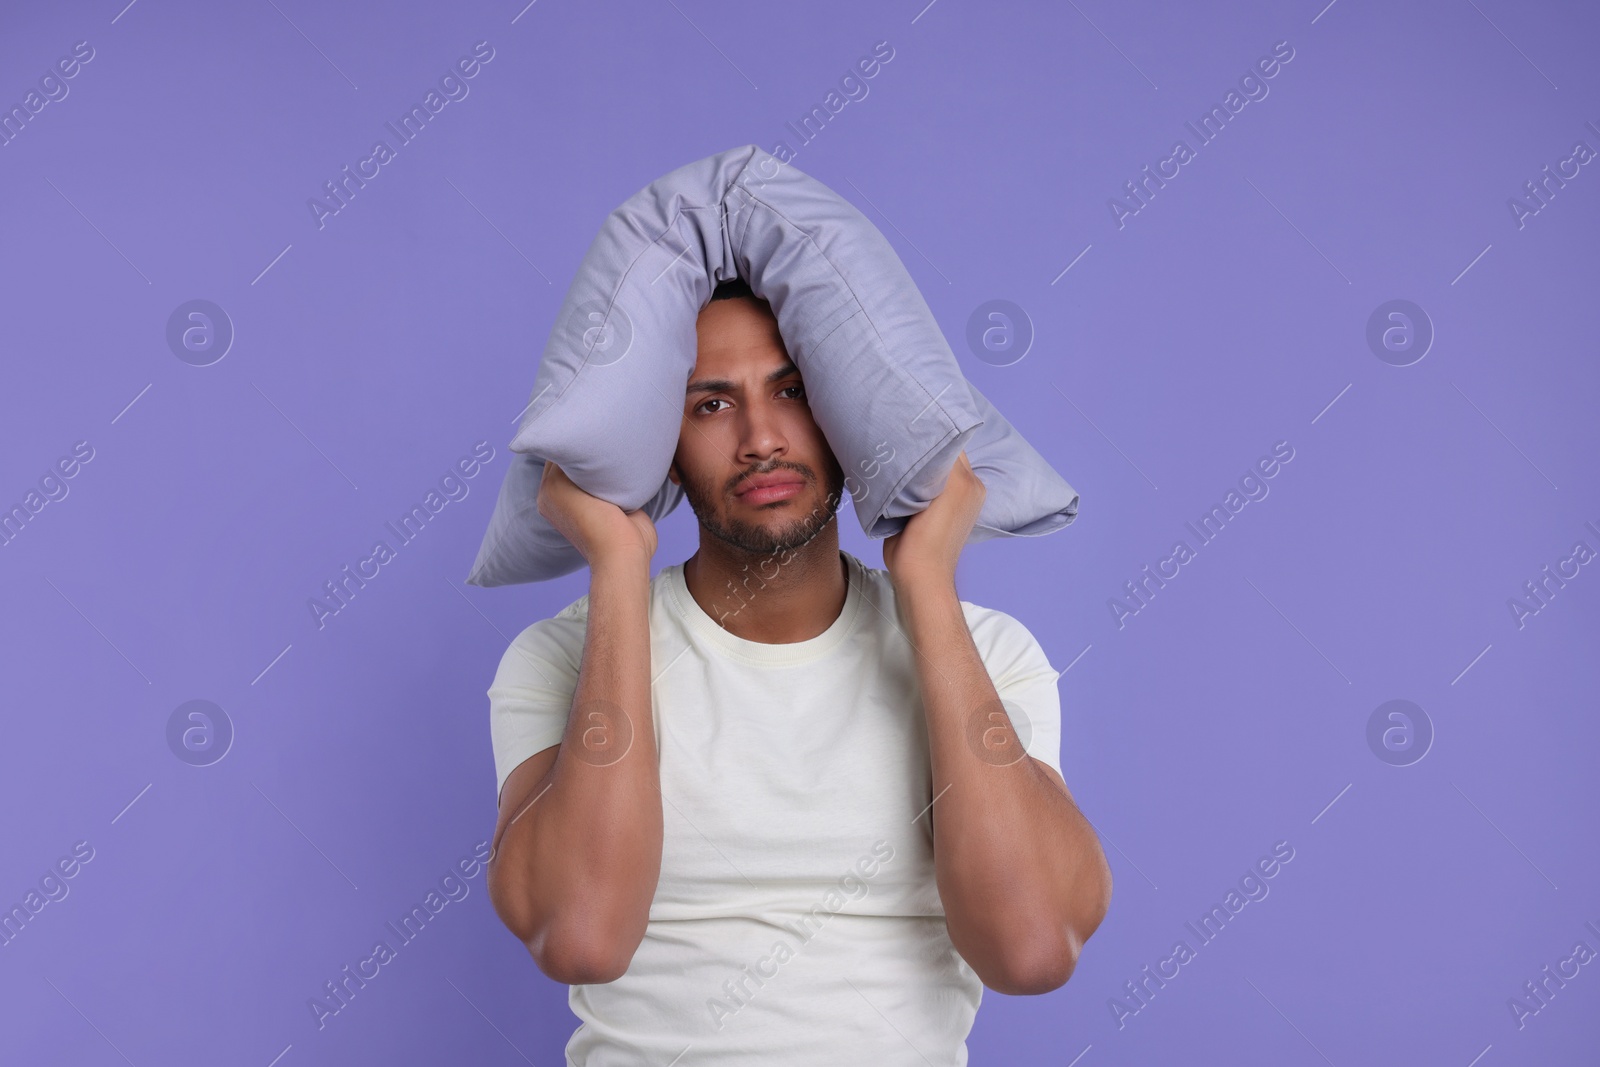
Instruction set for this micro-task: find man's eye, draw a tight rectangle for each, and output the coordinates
[781,384,805,400]
[697,398,727,414]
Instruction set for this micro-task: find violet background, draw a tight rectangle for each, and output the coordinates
[2,1,1597,1064]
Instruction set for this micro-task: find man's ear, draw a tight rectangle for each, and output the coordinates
[667,459,680,487]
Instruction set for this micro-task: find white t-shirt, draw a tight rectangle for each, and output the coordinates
[488,549,1063,1066]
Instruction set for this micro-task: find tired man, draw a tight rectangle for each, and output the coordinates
[485,277,1111,1064]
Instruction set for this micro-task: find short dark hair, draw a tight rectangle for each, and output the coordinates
[709,276,757,303]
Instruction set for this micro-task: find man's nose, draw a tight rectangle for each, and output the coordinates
[737,400,788,464]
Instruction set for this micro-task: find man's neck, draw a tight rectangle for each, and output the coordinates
[681,528,848,644]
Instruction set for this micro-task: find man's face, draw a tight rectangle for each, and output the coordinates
[669,295,845,556]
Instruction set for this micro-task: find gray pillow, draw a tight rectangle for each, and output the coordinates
[466,145,1077,587]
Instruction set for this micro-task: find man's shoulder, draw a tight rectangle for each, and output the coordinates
[958,597,1029,635]
[853,555,1041,652]
[507,592,587,646]
[504,565,678,651]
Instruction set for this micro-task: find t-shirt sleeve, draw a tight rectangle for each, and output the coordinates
[962,604,1064,779]
[487,599,588,805]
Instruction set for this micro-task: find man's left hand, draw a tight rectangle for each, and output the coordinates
[882,450,986,592]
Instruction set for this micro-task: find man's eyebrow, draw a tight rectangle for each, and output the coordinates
[684,360,801,398]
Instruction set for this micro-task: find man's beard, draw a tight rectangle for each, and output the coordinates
[676,458,845,557]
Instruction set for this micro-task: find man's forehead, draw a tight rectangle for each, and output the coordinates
[689,297,798,389]
[685,357,801,398]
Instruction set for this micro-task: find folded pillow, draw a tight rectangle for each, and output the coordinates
[466,144,1078,587]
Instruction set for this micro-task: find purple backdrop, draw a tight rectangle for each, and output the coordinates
[2,1,1596,1064]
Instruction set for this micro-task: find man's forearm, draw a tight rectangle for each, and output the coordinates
[897,578,1111,994]
[493,551,664,980]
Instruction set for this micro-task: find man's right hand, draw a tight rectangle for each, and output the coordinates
[536,459,658,568]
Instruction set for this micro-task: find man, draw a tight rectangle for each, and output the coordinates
[485,277,1111,1064]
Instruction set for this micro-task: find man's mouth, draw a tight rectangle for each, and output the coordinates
[735,473,806,505]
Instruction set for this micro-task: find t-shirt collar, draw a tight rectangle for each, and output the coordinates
[665,549,867,665]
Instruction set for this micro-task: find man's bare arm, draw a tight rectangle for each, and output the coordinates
[485,463,663,985]
[883,451,1112,995]
[899,579,1112,995]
